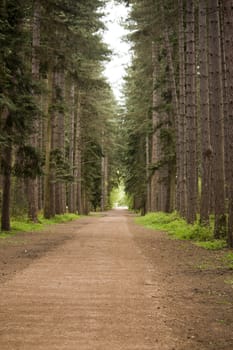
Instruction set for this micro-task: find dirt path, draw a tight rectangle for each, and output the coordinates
[0,210,232,349]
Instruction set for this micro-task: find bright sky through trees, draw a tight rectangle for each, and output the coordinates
[103,0,131,101]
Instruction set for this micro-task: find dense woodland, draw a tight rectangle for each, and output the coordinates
[121,0,233,248]
[0,0,233,248]
[0,0,118,229]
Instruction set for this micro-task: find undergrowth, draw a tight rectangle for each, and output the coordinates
[0,213,80,238]
[224,253,233,269]
[136,212,227,250]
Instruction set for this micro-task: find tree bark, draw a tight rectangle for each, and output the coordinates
[101,153,108,211]
[185,0,198,223]
[178,0,187,218]
[222,1,233,247]
[1,145,12,231]
[75,90,83,215]
[146,134,151,212]
[68,81,75,213]
[1,106,12,231]
[208,0,226,238]
[43,70,53,219]
[54,68,65,215]
[27,0,41,222]
[219,0,230,201]
[164,26,180,213]
[199,0,212,225]
[150,41,160,212]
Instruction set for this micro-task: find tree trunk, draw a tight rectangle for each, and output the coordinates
[27,0,41,222]
[146,134,151,212]
[38,93,44,211]
[101,154,108,211]
[178,0,187,218]
[1,106,12,231]
[222,1,233,247]
[164,27,180,213]
[54,68,65,215]
[219,0,230,201]
[1,145,12,231]
[68,81,75,213]
[185,0,198,223]
[76,91,83,215]
[43,70,53,219]
[208,0,226,238]
[199,0,212,225]
[150,41,160,212]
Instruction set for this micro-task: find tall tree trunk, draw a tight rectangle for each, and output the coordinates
[178,0,187,217]
[54,68,65,215]
[68,81,75,213]
[161,4,182,211]
[185,0,198,223]
[101,153,108,211]
[150,41,160,212]
[1,144,12,231]
[101,130,109,211]
[75,90,83,215]
[43,70,53,219]
[222,1,233,247]
[49,68,58,217]
[164,26,180,213]
[1,106,12,231]
[146,134,151,212]
[38,93,43,211]
[27,0,41,222]
[199,0,212,225]
[67,82,76,213]
[219,0,230,201]
[82,188,89,215]
[208,0,226,238]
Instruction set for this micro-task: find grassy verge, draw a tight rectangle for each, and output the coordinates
[224,252,233,269]
[0,213,80,239]
[136,211,227,250]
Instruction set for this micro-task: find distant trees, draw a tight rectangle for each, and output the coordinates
[0,0,117,230]
[122,0,233,247]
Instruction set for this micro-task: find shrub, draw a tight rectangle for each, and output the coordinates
[136,211,227,250]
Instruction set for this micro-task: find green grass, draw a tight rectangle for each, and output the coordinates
[195,240,227,250]
[224,253,233,269]
[0,213,80,239]
[136,211,227,250]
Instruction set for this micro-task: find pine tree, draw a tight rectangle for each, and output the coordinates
[0,0,38,230]
[208,0,226,238]
[178,0,187,218]
[27,0,41,223]
[222,1,233,247]
[185,0,198,223]
[199,0,212,225]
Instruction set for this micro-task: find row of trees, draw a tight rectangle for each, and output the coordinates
[0,0,118,231]
[121,0,233,247]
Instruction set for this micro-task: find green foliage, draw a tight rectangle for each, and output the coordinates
[13,146,43,179]
[195,240,227,250]
[0,213,80,238]
[39,213,79,224]
[50,148,73,182]
[110,183,130,208]
[224,253,233,269]
[136,211,228,249]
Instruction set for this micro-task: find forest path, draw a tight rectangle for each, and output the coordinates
[0,210,233,350]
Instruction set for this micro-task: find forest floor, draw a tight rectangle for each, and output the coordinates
[0,210,233,349]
